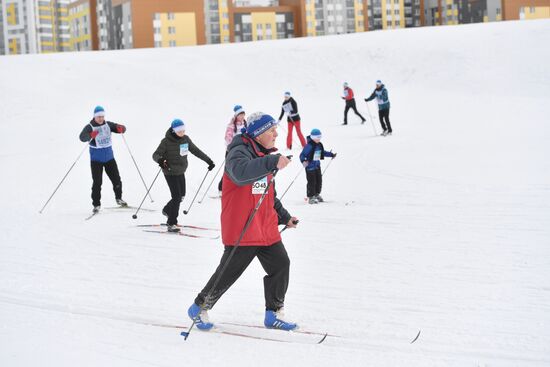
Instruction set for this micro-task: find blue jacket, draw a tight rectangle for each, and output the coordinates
[299,136,334,171]
[365,84,390,111]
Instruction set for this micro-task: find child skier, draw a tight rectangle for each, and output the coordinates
[218,105,247,195]
[152,119,215,232]
[299,129,337,204]
[79,105,127,213]
[278,91,306,150]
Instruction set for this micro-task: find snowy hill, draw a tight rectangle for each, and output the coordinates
[1,19,549,366]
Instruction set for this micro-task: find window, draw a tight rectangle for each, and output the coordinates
[168,26,176,34]
[169,40,176,47]
[167,12,174,20]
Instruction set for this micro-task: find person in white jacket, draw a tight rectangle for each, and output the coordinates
[218,105,247,194]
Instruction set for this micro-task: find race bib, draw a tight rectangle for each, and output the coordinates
[282,103,293,114]
[313,150,321,161]
[93,124,112,148]
[252,177,268,195]
[179,143,189,156]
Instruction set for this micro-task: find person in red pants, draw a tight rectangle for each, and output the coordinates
[277,91,306,150]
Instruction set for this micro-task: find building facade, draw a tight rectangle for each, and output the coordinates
[230,5,297,42]
[0,0,36,55]
[424,0,502,25]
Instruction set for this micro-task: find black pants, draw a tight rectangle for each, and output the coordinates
[195,241,290,311]
[378,109,392,132]
[91,159,122,206]
[163,174,186,225]
[306,168,322,198]
[344,99,365,124]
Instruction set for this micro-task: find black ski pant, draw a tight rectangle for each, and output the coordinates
[163,174,186,226]
[306,168,322,198]
[91,159,122,207]
[344,99,365,124]
[195,241,290,311]
[378,108,392,132]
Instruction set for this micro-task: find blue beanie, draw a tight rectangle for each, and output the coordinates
[376,80,382,85]
[93,105,105,117]
[310,128,322,139]
[246,112,278,138]
[233,105,245,116]
[171,118,185,133]
[284,91,291,97]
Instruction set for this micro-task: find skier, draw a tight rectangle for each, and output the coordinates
[79,105,127,213]
[188,112,299,331]
[217,105,248,195]
[299,129,336,204]
[278,91,306,150]
[342,82,366,125]
[152,119,215,232]
[365,80,392,136]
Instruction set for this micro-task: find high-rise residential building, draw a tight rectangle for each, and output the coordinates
[0,0,37,55]
[33,0,71,53]
[501,0,550,20]
[67,0,97,51]
[204,0,230,44]
[424,0,502,25]
[366,0,423,30]
[229,2,298,42]
[279,0,367,36]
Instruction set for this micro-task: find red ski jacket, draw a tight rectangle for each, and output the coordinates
[221,135,291,247]
[343,87,355,101]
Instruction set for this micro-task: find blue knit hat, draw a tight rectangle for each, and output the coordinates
[376,80,382,85]
[233,105,245,116]
[284,91,291,97]
[310,128,322,140]
[343,82,349,88]
[171,118,185,133]
[93,105,105,117]
[245,112,278,138]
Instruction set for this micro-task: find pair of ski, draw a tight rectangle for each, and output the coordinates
[138,223,220,239]
[147,320,332,344]
[85,205,153,220]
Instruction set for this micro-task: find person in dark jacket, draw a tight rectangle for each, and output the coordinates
[299,129,336,204]
[365,80,392,136]
[278,91,306,150]
[79,105,127,213]
[152,119,215,232]
[188,112,299,331]
[342,82,366,125]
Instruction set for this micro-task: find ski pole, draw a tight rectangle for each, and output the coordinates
[322,157,335,176]
[183,168,210,215]
[39,144,88,214]
[198,158,225,204]
[280,219,299,234]
[279,166,303,201]
[182,169,280,340]
[122,134,154,203]
[365,102,377,136]
[132,168,162,219]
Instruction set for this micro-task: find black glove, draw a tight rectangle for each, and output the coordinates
[364,98,368,102]
[332,153,337,159]
[158,158,169,169]
[207,161,215,171]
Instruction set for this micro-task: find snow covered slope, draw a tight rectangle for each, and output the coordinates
[1,19,549,366]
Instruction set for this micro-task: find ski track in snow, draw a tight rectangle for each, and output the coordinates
[1,20,550,366]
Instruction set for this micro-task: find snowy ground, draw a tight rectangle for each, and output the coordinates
[1,19,549,366]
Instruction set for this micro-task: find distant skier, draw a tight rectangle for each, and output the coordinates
[152,119,215,232]
[188,112,299,331]
[79,106,127,213]
[217,105,248,195]
[365,80,392,136]
[278,91,306,150]
[299,129,336,204]
[342,82,366,125]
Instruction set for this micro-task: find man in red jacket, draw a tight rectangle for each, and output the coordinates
[342,82,366,125]
[188,112,299,331]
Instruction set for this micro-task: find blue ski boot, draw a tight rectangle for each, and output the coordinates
[264,308,298,331]
[188,303,214,331]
